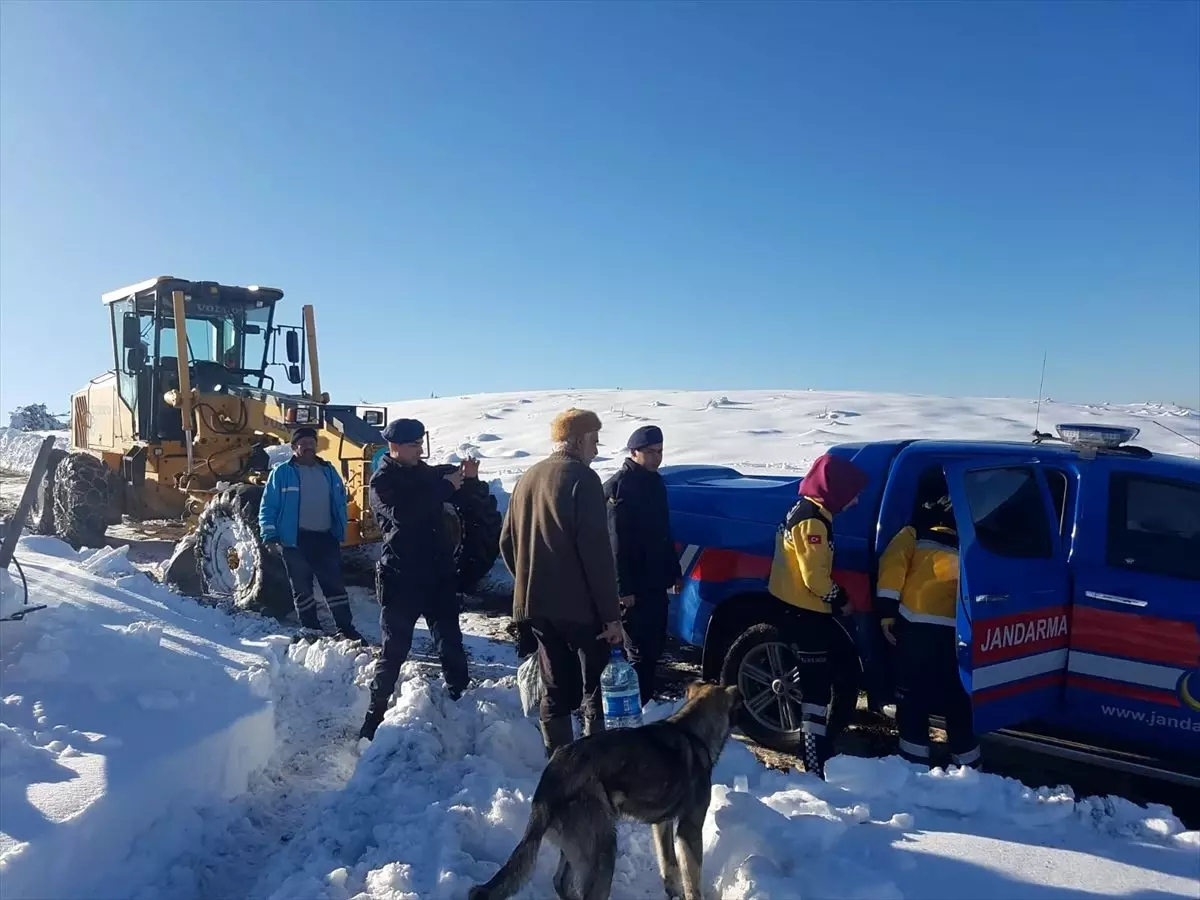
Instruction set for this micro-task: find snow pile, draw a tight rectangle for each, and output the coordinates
[7,405,67,433]
[139,678,1199,900]
[0,535,288,900]
[0,428,67,475]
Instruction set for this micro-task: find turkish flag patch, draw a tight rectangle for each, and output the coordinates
[808,534,823,545]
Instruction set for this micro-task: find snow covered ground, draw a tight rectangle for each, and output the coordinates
[2,388,1199,899]
[1,536,1198,900]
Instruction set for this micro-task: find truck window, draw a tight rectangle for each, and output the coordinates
[962,467,1055,559]
[1044,468,1069,534]
[1107,475,1200,581]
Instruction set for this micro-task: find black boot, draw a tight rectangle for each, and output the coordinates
[358,694,388,741]
[330,603,362,643]
[540,716,574,758]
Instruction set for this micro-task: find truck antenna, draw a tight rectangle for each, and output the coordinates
[1151,418,1200,450]
[1032,351,1049,440]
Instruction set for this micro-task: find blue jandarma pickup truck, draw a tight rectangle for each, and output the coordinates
[662,424,1200,781]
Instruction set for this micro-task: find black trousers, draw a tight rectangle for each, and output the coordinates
[281,529,351,627]
[783,607,860,776]
[527,618,610,723]
[622,591,669,706]
[367,565,468,712]
[894,617,979,766]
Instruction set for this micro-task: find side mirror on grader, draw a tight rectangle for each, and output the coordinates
[29,275,503,625]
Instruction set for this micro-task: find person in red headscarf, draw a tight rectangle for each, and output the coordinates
[767,452,871,778]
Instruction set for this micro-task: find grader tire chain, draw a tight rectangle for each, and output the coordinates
[432,464,503,593]
[194,484,294,621]
[29,448,67,535]
[51,452,112,550]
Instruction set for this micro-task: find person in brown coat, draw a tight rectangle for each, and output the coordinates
[499,408,624,755]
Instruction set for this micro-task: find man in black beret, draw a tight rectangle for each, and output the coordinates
[358,418,478,740]
[602,425,682,707]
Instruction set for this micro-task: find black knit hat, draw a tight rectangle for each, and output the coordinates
[290,427,318,445]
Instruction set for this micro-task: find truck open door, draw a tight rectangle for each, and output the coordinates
[945,460,1071,734]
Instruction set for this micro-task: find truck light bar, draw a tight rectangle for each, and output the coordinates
[1056,424,1139,449]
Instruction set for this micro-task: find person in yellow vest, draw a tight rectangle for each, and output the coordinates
[877,471,980,769]
[768,453,869,778]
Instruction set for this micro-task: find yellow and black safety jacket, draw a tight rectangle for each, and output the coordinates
[876,524,959,627]
[768,498,843,615]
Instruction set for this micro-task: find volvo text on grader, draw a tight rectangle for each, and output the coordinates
[29,276,501,619]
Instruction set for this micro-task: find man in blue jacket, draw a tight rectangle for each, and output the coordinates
[604,425,682,706]
[259,427,362,641]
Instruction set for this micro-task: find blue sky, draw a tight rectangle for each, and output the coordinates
[1,1,1197,414]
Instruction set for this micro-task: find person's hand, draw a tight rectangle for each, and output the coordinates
[462,458,481,480]
[881,618,897,646]
[264,539,283,557]
[619,595,636,609]
[444,470,464,491]
[597,620,625,646]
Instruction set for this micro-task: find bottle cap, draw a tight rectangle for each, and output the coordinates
[610,647,623,659]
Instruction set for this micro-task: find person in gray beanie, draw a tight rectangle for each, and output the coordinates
[603,424,682,706]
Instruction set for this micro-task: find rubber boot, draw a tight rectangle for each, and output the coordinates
[540,716,574,758]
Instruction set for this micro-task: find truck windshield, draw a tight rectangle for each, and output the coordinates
[144,302,272,377]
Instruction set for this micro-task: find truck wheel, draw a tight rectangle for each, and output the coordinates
[51,452,111,549]
[28,448,67,535]
[432,465,503,593]
[720,622,811,754]
[194,485,294,620]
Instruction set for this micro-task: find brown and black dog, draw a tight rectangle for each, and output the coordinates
[469,681,741,900]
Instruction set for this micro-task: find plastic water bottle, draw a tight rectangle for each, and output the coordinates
[601,648,643,730]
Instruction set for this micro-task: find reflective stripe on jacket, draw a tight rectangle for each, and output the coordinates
[876,525,959,626]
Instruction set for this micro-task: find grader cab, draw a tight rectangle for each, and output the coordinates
[30,276,501,619]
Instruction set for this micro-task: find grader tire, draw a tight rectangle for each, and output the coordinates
[194,484,294,620]
[432,464,503,593]
[29,448,67,535]
[51,452,111,550]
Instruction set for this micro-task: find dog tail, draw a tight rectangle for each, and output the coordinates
[468,798,553,900]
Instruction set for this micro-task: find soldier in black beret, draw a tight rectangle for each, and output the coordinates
[358,418,478,740]
[602,425,681,707]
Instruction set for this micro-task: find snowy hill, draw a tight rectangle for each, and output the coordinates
[370,389,1199,494]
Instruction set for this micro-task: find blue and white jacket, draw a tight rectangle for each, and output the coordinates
[259,458,348,547]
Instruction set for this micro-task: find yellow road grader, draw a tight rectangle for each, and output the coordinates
[28,276,501,619]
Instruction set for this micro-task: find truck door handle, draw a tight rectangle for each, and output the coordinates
[974,594,1009,603]
[1085,591,1147,608]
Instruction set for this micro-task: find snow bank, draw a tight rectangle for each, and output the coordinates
[134,676,1200,900]
[0,428,67,475]
[0,536,292,900]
